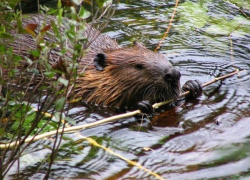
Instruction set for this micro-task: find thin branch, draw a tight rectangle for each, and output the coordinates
[154,0,179,52]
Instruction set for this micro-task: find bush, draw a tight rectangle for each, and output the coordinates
[0,0,113,178]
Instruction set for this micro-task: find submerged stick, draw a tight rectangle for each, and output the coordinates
[85,137,166,180]
[0,69,242,149]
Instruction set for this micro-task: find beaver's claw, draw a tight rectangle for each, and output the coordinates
[137,100,154,114]
[182,80,203,99]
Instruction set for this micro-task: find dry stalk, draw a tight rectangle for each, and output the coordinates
[154,0,179,52]
[83,136,166,180]
[66,127,166,180]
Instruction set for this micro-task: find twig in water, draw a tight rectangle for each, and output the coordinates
[154,0,179,52]
[85,137,166,180]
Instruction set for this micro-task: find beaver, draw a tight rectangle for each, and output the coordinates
[6,14,202,113]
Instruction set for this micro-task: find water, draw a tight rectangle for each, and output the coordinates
[6,0,250,179]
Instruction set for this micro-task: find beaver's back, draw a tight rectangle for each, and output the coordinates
[6,14,182,108]
[10,14,119,71]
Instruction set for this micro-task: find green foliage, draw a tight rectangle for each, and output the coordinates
[96,0,112,8]
[64,116,76,125]
[170,0,250,54]
[55,97,66,111]
[177,1,209,31]
[174,0,250,37]
[206,15,250,37]
[10,104,36,131]
[0,0,111,177]
[79,6,91,19]
[0,103,52,139]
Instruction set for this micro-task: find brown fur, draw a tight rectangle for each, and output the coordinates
[7,14,181,108]
[75,43,181,107]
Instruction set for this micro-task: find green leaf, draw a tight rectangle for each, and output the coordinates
[205,15,250,37]
[10,104,36,132]
[30,50,40,57]
[8,101,16,106]
[72,0,84,6]
[57,0,62,9]
[54,112,63,122]
[25,57,33,65]
[47,121,59,129]
[96,0,112,8]
[64,116,76,125]
[0,44,5,52]
[58,77,69,86]
[79,7,91,20]
[51,20,60,38]
[0,128,5,137]
[31,68,39,75]
[55,97,66,111]
[66,29,75,41]
[58,9,63,24]
[44,71,55,78]
[36,120,58,133]
[13,55,22,62]
[178,1,209,30]
[97,0,105,8]
[0,32,13,39]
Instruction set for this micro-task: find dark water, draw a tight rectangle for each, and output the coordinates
[7,0,250,179]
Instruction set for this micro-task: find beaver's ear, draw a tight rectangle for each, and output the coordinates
[94,53,106,71]
[133,41,146,49]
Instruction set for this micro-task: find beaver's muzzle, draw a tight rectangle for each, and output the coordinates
[163,68,181,84]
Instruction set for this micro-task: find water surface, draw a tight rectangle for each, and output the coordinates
[7,0,250,179]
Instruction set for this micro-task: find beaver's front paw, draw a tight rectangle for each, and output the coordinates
[137,100,154,114]
[182,80,202,99]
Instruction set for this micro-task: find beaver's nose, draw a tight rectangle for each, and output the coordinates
[164,69,181,83]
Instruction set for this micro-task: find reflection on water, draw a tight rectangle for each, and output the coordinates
[7,0,250,179]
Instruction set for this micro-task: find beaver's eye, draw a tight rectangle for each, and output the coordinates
[135,64,144,70]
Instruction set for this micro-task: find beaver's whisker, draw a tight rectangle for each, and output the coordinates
[142,83,154,100]
[146,85,155,100]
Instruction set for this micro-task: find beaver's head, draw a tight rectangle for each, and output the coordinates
[76,42,181,108]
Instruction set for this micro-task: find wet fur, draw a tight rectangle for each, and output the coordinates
[75,45,181,107]
[8,14,181,108]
